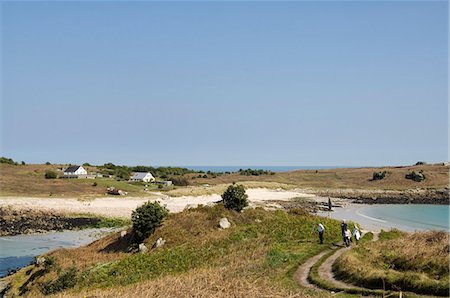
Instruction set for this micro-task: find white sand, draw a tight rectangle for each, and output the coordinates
[0,188,316,218]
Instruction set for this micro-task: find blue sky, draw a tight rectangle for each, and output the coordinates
[1,1,448,166]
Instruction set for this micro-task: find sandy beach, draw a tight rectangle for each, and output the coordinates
[0,188,321,218]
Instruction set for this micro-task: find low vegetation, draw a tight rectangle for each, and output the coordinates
[405,170,426,182]
[333,230,449,296]
[6,205,344,297]
[372,171,387,181]
[131,201,168,242]
[44,170,57,179]
[222,184,249,212]
[238,168,275,176]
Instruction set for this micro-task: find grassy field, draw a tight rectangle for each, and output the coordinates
[333,230,449,296]
[0,164,153,197]
[6,205,348,297]
[1,163,448,198]
[190,164,449,190]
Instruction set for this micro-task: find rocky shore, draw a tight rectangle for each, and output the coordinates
[0,207,103,236]
[310,188,449,205]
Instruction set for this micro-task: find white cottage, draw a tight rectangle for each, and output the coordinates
[130,172,155,183]
[63,165,88,176]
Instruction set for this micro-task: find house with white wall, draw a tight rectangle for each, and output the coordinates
[130,172,155,183]
[63,165,88,177]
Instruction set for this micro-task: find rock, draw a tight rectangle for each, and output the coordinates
[35,257,45,266]
[255,219,262,223]
[138,243,148,253]
[219,217,231,229]
[153,237,166,249]
[120,230,127,238]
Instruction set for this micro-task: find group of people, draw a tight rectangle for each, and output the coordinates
[316,220,361,246]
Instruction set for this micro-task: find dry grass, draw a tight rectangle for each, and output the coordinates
[165,181,296,197]
[189,164,449,190]
[0,164,146,197]
[1,163,448,198]
[54,265,317,298]
[7,205,344,297]
[334,231,450,296]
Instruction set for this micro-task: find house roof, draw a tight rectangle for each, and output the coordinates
[64,165,81,173]
[131,172,153,179]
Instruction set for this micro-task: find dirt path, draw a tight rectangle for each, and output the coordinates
[293,250,329,289]
[295,232,380,292]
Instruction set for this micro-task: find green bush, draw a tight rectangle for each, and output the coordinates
[45,171,57,179]
[170,177,190,186]
[39,266,78,295]
[405,171,425,182]
[0,157,17,165]
[132,201,169,242]
[372,171,387,181]
[222,184,248,212]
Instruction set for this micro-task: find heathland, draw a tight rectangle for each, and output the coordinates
[0,162,448,203]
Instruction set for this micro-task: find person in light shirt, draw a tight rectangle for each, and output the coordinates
[317,223,325,244]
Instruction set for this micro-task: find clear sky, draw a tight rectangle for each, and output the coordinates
[1,1,448,166]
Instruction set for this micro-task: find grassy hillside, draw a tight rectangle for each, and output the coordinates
[6,205,347,297]
[190,164,449,190]
[0,164,151,197]
[1,163,448,198]
[333,230,449,296]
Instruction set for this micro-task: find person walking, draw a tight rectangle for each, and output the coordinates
[317,223,325,244]
[341,220,347,243]
[352,225,361,243]
[344,228,352,247]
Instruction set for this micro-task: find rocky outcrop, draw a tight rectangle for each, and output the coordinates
[0,207,102,236]
[311,188,449,205]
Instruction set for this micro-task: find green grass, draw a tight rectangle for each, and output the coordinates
[67,213,131,228]
[10,205,346,296]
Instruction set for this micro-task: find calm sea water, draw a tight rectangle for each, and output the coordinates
[0,228,114,278]
[184,166,345,173]
[322,204,450,232]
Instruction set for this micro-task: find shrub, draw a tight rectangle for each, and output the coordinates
[45,171,57,179]
[0,157,17,165]
[415,161,427,165]
[39,266,78,295]
[405,171,425,182]
[21,161,26,165]
[170,177,190,186]
[45,161,51,165]
[222,184,248,212]
[132,201,169,242]
[372,171,387,181]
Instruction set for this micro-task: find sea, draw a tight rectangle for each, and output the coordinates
[320,204,450,233]
[184,166,345,173]
[0,228,115,278]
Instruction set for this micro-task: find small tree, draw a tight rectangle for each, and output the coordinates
[45,161,51,165]
[222,184,248,212]
[132,201,168,242]
[45,171,57,179]
[372,171,387,181]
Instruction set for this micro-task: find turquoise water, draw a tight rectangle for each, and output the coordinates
[0,228,114,277]
[321,204,450,232]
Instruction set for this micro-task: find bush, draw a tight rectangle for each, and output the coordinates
[222,184,248,212]
[45,161,51,165]
[415,161,427,165]
[405,171,425,182]
[39,266,77,295]
[45,171,57,179]
[0,157,17,165]
[170,177,190,186]
[372,171,387,181]
[132,201,168,242]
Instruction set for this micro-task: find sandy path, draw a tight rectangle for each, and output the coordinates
[293,250,329,289]
[0,188,312,218]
